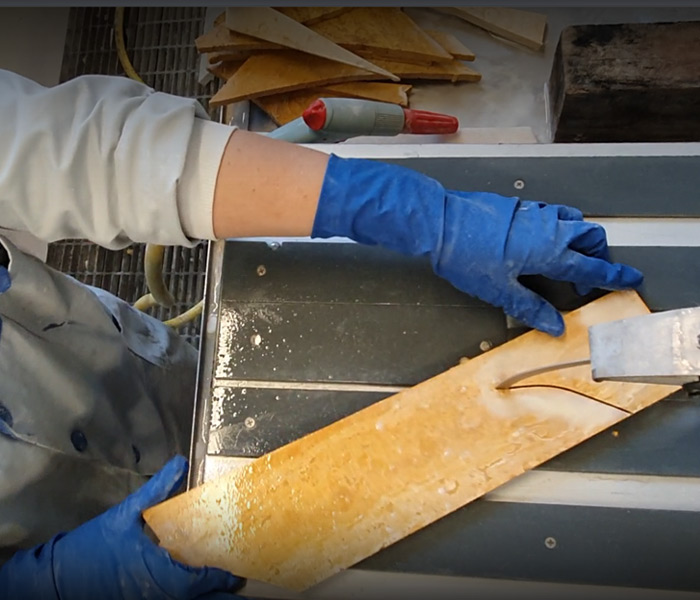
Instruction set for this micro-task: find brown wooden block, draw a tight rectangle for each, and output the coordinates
[548,21,700,143]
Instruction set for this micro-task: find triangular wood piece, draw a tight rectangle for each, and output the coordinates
[323,82,411,105]
[254,90,347,126]
[207,60,245,82]
[225,7,398,81]
[206,49,271,64]
[310,7,453,64]
[255,82,411,125]
[144,291,674,591]
[195,23,281,54]
[275,7,353,26]
[373,58,482,83]
[436,7,547,51]
[425,29,476,61]
[209,51,384,107]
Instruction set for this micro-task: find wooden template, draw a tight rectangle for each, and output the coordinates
[255,83,411,125]
[372,58,482,83]
[144,291,674,591]
[224,7,398,81]
[207,60,244,82]
[309,8,453,64]
[195,23,281,54]
[254,90,344,125]
[425,29,476,61]
[276,7,353,26]
[437,7,547,51]
[206,50,267,65]
[209,52,385,107]
[323,82,411,105]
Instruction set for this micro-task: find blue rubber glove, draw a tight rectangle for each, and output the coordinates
[0,455,244,600]
[313,155,643,336]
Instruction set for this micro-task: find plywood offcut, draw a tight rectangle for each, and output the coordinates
[144,291,674,591]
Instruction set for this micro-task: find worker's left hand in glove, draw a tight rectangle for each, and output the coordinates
[313,155,643,337]
[0,455,244,600]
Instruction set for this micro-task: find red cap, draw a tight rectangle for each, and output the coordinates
[302,99,328,131]
[402,108,459,135]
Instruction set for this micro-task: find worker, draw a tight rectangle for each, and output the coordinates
[0,68,642,600]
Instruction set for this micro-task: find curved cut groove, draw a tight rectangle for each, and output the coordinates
[509,383,633,415]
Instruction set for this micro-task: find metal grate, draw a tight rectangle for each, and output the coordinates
[53,7,218,345]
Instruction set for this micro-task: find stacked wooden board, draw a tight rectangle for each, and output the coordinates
[197,7,482,125]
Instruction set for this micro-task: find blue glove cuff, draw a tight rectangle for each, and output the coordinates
[0,534,63,600]
[313,154,446,258]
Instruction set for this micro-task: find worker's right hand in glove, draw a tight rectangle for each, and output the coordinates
[312,155,643,337]
[0,455,244,600]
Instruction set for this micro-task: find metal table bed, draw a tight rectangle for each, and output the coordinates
[189,142,700,599]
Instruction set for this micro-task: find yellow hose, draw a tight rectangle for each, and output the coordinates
[114,7,203,329]
[133,293,158,312]
[143,244,176,307]
[114,8,144,84]
[163,300,204,329]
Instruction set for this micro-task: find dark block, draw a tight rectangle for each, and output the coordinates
[548,21,700,143]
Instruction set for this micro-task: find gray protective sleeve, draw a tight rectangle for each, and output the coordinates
[0,69,235,247]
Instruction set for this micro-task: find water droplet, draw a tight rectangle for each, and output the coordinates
[375,421,384,431]
[251,333,262,346]
[438,479,459,494]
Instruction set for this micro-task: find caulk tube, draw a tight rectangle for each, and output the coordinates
[303,98,406,137]
[303,98,459,137]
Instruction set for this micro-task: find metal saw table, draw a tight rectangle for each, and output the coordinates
[189,143,700,599]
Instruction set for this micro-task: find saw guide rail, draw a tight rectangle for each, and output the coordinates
[183,143,700,597]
